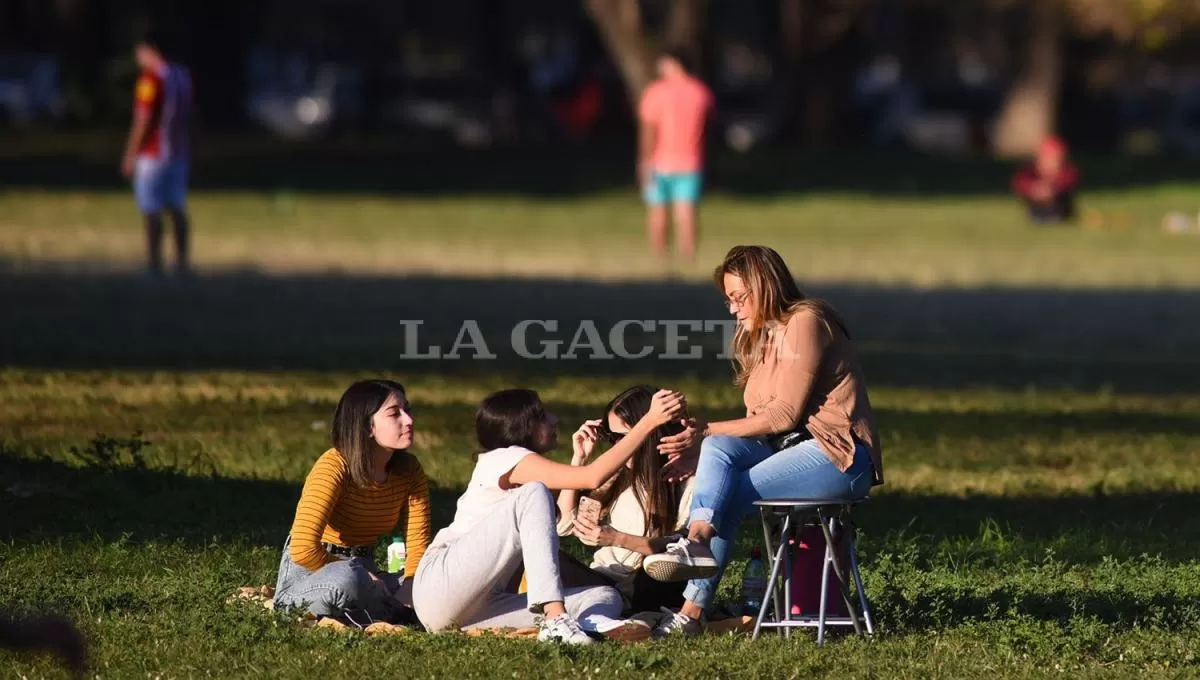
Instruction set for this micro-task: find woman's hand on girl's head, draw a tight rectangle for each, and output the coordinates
[646,389,687,427]
[572,515,616,547]
[571,419,602,465]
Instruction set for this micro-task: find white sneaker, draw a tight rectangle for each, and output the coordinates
[537,614,595,645]
[642,537,720,582]
[650,607,705,639]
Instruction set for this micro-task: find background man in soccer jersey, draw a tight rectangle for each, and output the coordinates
[121,31,194,277]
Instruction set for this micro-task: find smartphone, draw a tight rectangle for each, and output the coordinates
[578,496,603,525]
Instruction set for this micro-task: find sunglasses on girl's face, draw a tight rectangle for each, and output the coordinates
[599,421,629,443]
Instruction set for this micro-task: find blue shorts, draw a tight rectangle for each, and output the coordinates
[644,171,703,205]
[133,156,189,214]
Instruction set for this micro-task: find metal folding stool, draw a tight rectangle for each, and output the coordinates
[750,498,875,646]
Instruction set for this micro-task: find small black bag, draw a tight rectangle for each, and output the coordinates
[766,427,813,452]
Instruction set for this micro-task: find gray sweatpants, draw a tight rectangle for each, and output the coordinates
[412,481,624,631]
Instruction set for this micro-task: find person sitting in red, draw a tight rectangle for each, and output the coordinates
[1012,136,1080,224]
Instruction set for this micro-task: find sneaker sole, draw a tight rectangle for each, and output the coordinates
[651,625,704,639]
[538,633,597,645]
[642,557,720,582]
[599,622,652,644]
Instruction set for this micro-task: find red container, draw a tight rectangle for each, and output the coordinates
[788,524,848,618]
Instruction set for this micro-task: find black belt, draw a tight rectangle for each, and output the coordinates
[322,542,373,558]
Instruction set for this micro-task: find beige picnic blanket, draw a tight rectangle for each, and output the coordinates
[226,586,415,636]
[227,585,754,638]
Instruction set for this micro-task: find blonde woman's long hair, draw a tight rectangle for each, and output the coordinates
[713,245,849,386]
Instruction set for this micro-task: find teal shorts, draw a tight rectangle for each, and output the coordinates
[644,171,703,205]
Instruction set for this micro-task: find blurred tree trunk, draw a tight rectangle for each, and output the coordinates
[778,0,805,141]
[666,0,707,72]
[585,0,654,105]
[781,0,805,67]
[787,0,863,146]
[587,0,709,106]
[993,0,1063,157]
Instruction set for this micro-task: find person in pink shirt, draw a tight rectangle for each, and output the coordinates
[1011,136,1080,224]
[638,49,714,262]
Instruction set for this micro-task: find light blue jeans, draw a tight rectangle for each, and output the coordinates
[272,535,398,624]
[683,436,874,609]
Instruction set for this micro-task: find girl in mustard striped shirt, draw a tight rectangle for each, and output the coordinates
[273,379,431,624]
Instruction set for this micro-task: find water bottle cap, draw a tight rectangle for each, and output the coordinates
[392,535,404,543]
[750,546,762,558]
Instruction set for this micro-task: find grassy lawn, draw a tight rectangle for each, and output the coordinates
[2,141,1200,287]
[3,161,1200,677]
[4,187,1200,287]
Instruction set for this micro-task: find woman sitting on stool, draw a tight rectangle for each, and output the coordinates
[641,245,884,637]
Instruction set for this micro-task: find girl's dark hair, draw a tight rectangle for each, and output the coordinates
[331,379,407,488]
[138,27,176,58]
[476,388,550,452]
[592,385,686,538]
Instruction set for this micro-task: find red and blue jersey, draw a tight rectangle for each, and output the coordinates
[134,63,193,161]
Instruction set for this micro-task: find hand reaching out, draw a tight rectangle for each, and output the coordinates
[571,419,602,465]
[658,417,703,482]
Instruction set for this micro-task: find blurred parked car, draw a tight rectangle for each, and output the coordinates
[244,48,364,140]
[855,54,1001,156]
[0,53,65,123]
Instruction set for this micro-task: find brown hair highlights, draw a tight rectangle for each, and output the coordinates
[713,245,849,386]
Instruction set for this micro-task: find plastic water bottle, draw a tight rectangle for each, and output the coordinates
[740,546,767,616]
[386,535,407,575]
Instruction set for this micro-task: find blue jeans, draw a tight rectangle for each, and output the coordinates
[272,535,398,623]
[683,436,874,609]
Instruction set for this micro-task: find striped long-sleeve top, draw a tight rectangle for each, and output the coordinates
[287,448,431,579]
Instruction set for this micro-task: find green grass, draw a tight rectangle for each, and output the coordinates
[4,187,1200,286]
[3,170,1200,677]
[5,375,1200,678]
[1,142,1199,288]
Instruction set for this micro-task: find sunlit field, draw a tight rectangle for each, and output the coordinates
[3,154,1200,677]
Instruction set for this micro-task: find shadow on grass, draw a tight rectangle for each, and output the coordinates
[862,492,1200,632]
[860,492,1200,565]
[0,450,462,549]
[5,449,1197,566]
[2,269,1199,392]
[5,135,1200,199]
[870,578,1200,633]
[7,451,1200,632]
